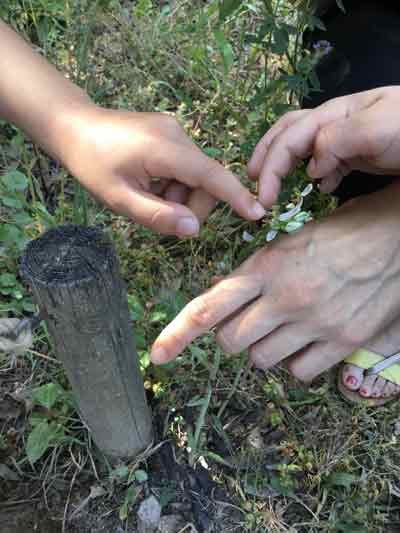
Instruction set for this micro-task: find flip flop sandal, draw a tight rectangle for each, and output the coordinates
[337,348,400,406]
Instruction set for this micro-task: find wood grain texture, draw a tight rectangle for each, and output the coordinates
[21,225,153,460]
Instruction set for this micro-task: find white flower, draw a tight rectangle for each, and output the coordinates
[294,211,312,223]
[285,220,304,233]
[301,183,313,197]
[266,229,278,242]
[278,197,303,221]
[242,230,254,242]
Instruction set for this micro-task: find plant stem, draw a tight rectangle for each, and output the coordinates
[217,352,251,419]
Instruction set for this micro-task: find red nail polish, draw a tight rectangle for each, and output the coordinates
[346,375,356,386]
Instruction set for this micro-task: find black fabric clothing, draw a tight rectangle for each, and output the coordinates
[305,0,400,203]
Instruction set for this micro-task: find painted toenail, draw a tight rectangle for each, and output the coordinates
[346,375,357,386]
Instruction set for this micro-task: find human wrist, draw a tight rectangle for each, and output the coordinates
[49,94,97,170]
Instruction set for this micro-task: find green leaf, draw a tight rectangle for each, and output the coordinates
[112,465,129,479]
[0,273,17,287]
[134,469,148,483]
[128,294,145,321]
[186,396,206,407]
[139,351,150,370]
[218,0,243,22]
[1,170,28,192]
[26,420,63,465]
[269,474,293,497]
[34,203,55,226]
[214,29,234,75]
[193,383,212,454]
[159,485,176,507]
[119,485,139,521]
[0,224,25,248]
[1,196,23,209]
[190,345,208,366]
[31,382,66,409]
[0,288,13,296]
[149,310,168,324]
[203,147,222,158]
[271,26,289,55]
[13,211,33,225]
[256,17,274,42]
[203,451,233,468]
[136,333,147,350]
[22,301,36,313]
[306,14,326,31]
[326,472,358,489]
[336,522,364,533]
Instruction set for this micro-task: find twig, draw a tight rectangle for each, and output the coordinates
[27,348,61,364]
[0,498,39,507]
[178,524,198,533]
[62,467,79,533]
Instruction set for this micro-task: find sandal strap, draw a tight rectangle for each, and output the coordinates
[344,348,400,386]
[365,350,400,377]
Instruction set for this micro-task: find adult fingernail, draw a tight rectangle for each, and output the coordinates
[251,201,267,219]
[176,217,199,237]
[150,346,168,364]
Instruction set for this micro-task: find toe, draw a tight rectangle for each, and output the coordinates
[371,376,386,398]
[359,374,378,398]
[342,363,364,391]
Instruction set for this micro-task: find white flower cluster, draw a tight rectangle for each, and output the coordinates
[242,183,314,244]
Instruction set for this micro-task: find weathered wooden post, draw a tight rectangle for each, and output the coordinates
[21,224,153,460]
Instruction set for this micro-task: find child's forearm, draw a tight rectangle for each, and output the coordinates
[0,19,93,163]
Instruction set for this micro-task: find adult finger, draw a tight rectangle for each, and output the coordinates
[150,273,262,364]
[248,110,310,180]
[319,167,349,194]
[144,141,266,221]
[286,341,352,382]
[249,323,315,370]
[215,298,286,354]
[307,109,380,180]
[257,93,372,206]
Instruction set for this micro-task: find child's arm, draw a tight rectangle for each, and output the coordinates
[0,20,265,236]
[0,19,91,161]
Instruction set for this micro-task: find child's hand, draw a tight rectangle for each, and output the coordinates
[61,107,266,237]
[0,21,264,235]
[248,86,400,206]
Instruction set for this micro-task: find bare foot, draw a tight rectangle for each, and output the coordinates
[341,318,400,399]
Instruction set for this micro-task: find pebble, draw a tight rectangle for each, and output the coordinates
[137,496,162,533]
[157,514,185,533]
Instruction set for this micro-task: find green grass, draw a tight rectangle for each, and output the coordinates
[1,1,400,532]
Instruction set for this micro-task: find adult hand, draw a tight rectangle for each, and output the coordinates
[248,86,400,206]
[150,183,400,381]
[61,108,266,237]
